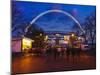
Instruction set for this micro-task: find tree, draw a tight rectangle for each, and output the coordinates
[25,23,45,48]
[72,12,96,45]
[82,12,96,44]
[12,2,28,36]
[69,33,78,48]
[25,24,44,38]
[72,22,82,35]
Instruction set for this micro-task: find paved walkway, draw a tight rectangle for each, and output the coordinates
[12,53,96,74]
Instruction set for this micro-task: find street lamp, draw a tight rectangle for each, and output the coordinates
[55,34,60,37]
[71,33,75,37]
[64,36,67,40]
[40,33,42,36]
[44,35,48,41]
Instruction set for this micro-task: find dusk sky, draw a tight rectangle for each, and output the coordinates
[12,1,96,34]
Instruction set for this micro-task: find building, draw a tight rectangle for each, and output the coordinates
[12,37,33,53]
[44,31,85,47]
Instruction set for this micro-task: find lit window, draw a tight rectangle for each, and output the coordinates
[22,38,32,51]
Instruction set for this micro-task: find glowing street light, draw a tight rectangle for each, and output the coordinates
[44,35,48,41]
[40,33,42,36]
[71,33,75,37]
[78,37,81,40]
[64,35,69,41]
[64,36,67,40]
[55,34,60,37]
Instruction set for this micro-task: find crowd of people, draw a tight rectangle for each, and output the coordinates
[41,46,81,61]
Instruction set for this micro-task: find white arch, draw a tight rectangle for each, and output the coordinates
[25,9,85,33]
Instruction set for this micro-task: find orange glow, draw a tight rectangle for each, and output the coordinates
[40,33,42,36]
[22,38,32,51]
[44,35,48,41]
[64,35,69,41]
[71,33,75,37]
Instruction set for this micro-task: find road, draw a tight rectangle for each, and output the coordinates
[12,53,96,74]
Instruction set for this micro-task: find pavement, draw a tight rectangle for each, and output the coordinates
[12,53,96,74]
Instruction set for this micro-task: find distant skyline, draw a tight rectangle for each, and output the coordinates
[12,1,96,36]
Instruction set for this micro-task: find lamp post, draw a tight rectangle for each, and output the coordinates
[71,33,75,37]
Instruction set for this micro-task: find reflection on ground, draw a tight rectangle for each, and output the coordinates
[12,52,96,74]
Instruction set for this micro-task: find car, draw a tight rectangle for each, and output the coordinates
[81,44,90,51]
